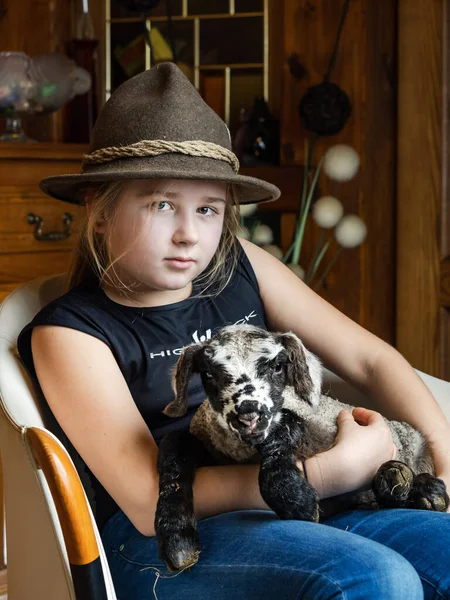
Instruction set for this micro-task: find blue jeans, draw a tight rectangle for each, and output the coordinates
[101,508,450,599]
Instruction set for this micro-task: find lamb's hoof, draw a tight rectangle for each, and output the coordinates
[261,476,320,522]
[372,460,414,508]
[271,498,320,523]
[408,473,450,512]
[288,501,320,523]
[157,528,201,573]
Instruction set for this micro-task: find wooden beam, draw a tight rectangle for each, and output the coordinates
[397,0,444,374]
[442,257,450,308]
[0,453,5,572]
[360,0,397,344]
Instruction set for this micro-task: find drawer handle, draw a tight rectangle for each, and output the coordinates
[27,212,74,241]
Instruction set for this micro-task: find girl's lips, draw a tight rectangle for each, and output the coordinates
[165,258,196,269]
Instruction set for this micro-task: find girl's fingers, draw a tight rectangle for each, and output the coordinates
[337,409,354,425]
[352,406,384,427]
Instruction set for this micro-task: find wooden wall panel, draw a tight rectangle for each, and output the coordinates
[396,0,446,376]
[0,454,4,572]
[360,1,397,346]
[279,0,397,343]
[441,1,450,381]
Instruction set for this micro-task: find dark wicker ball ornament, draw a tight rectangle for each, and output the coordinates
[299,80,352,136]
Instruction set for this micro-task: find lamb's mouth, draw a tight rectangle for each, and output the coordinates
[239,429,268,445]
[233,420,270,444]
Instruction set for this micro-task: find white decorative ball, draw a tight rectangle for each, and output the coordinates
[252,224,274,246]
[238,225,251,240]
[312,196,344,229]
[263,244,283,260]
[323,144,360,182]
[334,215,367,248]
[287,263,305,280]
[239,203,258,217]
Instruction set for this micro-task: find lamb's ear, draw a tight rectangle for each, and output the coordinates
[277,332,322,406]
[163,344,202,418]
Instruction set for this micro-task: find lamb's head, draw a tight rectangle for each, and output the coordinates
[164,324,323,445]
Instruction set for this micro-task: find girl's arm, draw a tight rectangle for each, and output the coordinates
[243,239,450,491]
[31,325,268,536]
[32,325,394,536]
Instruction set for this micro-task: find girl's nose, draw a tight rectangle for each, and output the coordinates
[172,214,199,245]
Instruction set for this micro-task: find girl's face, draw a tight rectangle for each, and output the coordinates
[99,179,227,306]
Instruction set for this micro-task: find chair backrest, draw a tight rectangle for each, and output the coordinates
[322,367,450,424]
[0,274,65,428]
[0,275,116,600]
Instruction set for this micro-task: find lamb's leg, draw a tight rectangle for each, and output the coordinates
[372,460,449,512]
[256,409,320,522]
[155,430,206,572]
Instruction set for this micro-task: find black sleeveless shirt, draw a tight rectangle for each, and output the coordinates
[17,242,267,530]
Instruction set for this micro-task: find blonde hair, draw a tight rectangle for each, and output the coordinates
[66,180,241,298]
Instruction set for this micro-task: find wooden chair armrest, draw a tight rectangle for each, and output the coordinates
[25,427,108,600]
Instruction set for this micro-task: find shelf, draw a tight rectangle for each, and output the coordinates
[0,142,89,161]
[199,63,263,70]
[109,12,264,23]
[106,1,268,119]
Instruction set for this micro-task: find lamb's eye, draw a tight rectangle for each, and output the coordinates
[202,371,214,381]
[273,360,284,374]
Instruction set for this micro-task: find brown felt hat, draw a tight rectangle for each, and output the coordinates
[40,62,281,205]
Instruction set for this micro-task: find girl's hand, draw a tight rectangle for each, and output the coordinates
[337,406,397,470]
[313,407,397,498]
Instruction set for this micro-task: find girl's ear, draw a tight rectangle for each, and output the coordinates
[93,217,107,234]
[85,189,107,233]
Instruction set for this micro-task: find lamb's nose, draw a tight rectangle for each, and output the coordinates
[238,412,260,430]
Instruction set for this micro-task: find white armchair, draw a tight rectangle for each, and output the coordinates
[0,274,449,600]
[0,275,117,600]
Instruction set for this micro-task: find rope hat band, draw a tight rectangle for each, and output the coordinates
[82,139,240,173]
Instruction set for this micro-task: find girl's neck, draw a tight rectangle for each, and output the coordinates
[101,281,193,308]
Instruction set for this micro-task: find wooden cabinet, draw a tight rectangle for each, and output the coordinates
[0,143,87,302]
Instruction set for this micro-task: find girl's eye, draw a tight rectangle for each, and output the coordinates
[155,200,171,211]
[197,206,216,217]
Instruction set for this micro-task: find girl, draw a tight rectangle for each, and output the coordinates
[18,62,450,599]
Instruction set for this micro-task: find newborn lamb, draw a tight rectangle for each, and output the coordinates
[155,324,449,572]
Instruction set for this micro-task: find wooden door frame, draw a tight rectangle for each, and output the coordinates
[0,453,5,591]
[396,0,449,378]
